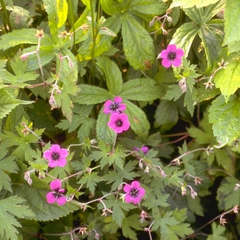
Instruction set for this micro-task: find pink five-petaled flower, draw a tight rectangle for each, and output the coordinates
[108,112,130,133]
[157,44,184,68]
[123,181,145,205]
[46,179,66,205]
[103,96,126,115]
[43,144,68,168]
[134,146,149,154]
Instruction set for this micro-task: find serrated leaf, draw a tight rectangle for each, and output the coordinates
[78,172,102,194]
[0,28,38,51]
[209,95,240,143]
[73,84,110,104]
[217,177,240,209]
[207,222,227,240]
[198,27,221,71]
[170,0,219,8]
[122,214,142,240]
[0,196,35,240]
[124,100,150,137]
[13,183,79,222]
[0,89,33,120]
[96,107,116,144]
[164,84,183,101]
[128,0,167,16]
[120,78,163,101]
[223,0,240,45]
[154,100,178,131]
[57,0,68,28]
[96,56,123,95]
[214,60,240,102]
[171,22,199,58]
[121,13,155,70]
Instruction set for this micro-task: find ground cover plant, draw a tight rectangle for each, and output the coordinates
[1,0,240,239]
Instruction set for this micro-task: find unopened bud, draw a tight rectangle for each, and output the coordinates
[49,95,56,106]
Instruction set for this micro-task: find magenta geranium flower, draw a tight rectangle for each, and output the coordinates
[123,181,145,205]
[103,96,126,115]
[157,44,184,68]
[43,144,68,168]
[108,112,130,133]
[46,179,66,205]
[134,146,149,154]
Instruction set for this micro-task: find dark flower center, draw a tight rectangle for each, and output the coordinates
[115,119,123,127]
[51,152,60,161]
[53,191,61,199]
[130,188,139,198]
[167,51,176,60]
[110,103,119,111]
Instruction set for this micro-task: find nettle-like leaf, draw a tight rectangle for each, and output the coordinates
[120,78,164,101]
[0,28,38,51]
[124,100,150,137]
[214,60,240,102]
[57,0,68,28]
[13,183,79,222]
[208,95,240,143]
[154,100,178,131]
[172,1,225,70]
[152,209,193,240]
[223,0,240,45]
[73,84,110,104]
[96,106,116,144]
[121,13,155,70]
[0,196,35,240]
[170,0,220,8]
[0,149,18,193]
[96,56,123,95]
[78,172,102,194]
[217,177,240,210]
[0,89,33,120]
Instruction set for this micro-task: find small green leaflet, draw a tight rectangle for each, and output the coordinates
[208,95,240,143]
[223,0,240,45]
[0,89,33,120]
[152,209,193,240]
[121,13,155,70]
[0,196,35,240]
[170,0,219,8]
[217,177,240,210]
[214,60,240,102]
[78,172,102,194]
[57,0,68,27]
[96,56,123,95]
[207,222,227,240]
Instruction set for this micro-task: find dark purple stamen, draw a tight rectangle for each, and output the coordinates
[130,188,139,198]
[167,51,176,60]
[115,119,123,127]
[51,152,60,161]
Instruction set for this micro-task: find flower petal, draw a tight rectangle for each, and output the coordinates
[43,150,52,160]
[57,158,67,167]
[125,194,134,203]
[167,44,177,52]
[138,187,146,197]
[123,184,131,193]
[160,49,168,58]
[46,192,56,204]
[114,96,122,104]
[110,113,120,122]
[51,144,61,153]
[57,195,66,205]
[172,58,182,67]
[162,59,172,68]
[132,196,141,204]
[118,103,126,112]
[131,181,140,189]
[60,148,68,158]
[122,120,130,131]
[176,48,184,57]
[48,160,58,168]
[50,179,61,190]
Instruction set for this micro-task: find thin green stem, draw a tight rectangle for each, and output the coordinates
[89,0,96,84]
[0,0,12,31]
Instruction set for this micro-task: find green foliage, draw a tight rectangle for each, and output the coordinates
[0,0,240,239]
[0,196,35,240]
